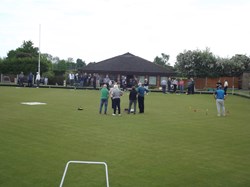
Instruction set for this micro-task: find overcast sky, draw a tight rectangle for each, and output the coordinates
[1,0,250,65]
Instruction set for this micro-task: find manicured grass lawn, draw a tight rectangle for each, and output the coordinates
[0,86,250,187]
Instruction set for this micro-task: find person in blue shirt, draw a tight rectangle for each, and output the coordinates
[213,85,227,116]
[137,83,149,113]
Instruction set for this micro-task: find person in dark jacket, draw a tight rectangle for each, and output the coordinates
[128,86,138,114]
[167,77,172,93]
[28,72,33,87]
[137,83,149,113]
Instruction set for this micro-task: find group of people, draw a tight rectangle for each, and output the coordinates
[18,71,43,88]
[216,80,229,95]
[68,72,99,89]
[99,82,149,116]
[99,78,229,117]
[160,77,192,94]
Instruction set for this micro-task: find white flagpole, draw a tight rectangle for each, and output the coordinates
[38,24,41,74]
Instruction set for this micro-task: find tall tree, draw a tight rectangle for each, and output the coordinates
[76,58,86,69]
[175,50,196,77]
[0,58,3,73]
[2,40,49,74]
[7,40,39,59]
[153,53,170,67]
[194,48,217,77]
[175,48,217,78]
[230,54,250,74]
[216,55,250,77]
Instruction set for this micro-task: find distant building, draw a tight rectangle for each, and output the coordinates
[80,52,175,87]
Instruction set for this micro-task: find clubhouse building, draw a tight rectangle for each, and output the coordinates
[80,52,175,87]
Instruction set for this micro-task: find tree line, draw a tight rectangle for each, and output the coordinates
[0,40,86,81]
[1,41,250,80]
[153,49,250,78]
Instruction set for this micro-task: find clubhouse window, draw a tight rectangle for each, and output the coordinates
[149,76,156,85]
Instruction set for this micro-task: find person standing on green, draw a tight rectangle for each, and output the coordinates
[99,84,109,114]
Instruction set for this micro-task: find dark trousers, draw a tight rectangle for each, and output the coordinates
[224,87,228,95]
[162,85,166,94]
[36,80,40,87]
[192,85,195,94]
[28,80,32,87]
[188,86,192,94]
[128,100,137,114]
[138,96,144,113]
[113,98,121,114]
[168,85,171,92]
[111,98,115,109]
[173,84,177,93]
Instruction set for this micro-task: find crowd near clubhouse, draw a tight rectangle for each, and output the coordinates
[17,72,228,117]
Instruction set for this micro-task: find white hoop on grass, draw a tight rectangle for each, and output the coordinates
[59,161,109,187]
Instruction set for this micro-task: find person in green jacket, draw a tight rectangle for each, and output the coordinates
[99,84,109,114]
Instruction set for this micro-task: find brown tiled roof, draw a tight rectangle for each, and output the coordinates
[82,53,175,75]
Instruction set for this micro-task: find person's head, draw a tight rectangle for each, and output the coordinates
[138,82,142,87]
[132,86,135,90]
[114,84,118,89]
[103,84,107,88]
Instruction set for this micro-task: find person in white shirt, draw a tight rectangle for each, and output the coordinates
[161,79,167,94]
[224,80,229,95]
[69,73,75,86]
[112,84,123,116]
[35,72,41,88]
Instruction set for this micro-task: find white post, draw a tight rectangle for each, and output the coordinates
[232,76,235,95]
[38,24,41,74]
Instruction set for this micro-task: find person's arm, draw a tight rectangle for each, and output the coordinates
[213,92,217,99]
[224,94,228,100]
[120,90,123,96]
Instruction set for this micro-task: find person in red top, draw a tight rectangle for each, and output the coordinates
[179,78,184,93]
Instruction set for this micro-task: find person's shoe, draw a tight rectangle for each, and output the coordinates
[119,114,121,116]
[112,114,116,116]
[217,114,221,117]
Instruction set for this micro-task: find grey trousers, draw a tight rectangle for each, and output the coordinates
[216,99,225,116]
